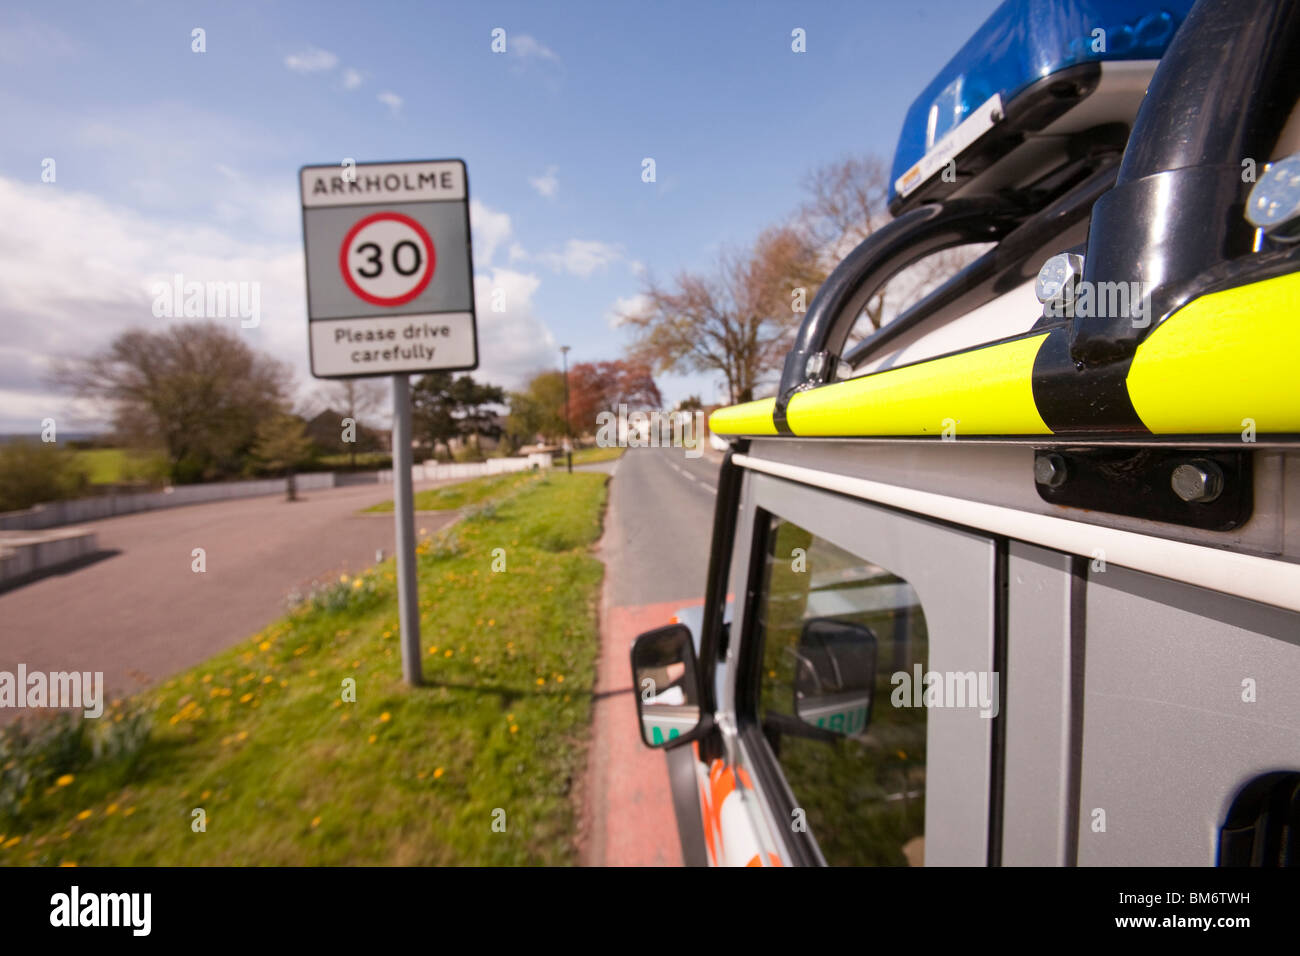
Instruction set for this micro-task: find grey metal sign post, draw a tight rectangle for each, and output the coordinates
[299,159,477,685]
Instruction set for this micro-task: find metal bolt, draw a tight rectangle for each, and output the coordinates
[1171,460,1223,503]
[1245,154,1300,242]
[1034,453,1068,489]
[805,352,826,380]
[1035,253,1085,307]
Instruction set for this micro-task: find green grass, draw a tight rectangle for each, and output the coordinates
[0,471,608,865]
[72,448,168,485]
[73,449,126,484]
[363,471,538,513]
[565,447,625,466]
[316,452,392,469]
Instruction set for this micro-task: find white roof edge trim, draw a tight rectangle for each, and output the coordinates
[732,453,1300,614]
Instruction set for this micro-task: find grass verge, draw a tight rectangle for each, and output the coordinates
[564,447,625,466]
[0,471,607,865]
[363,471,538,514]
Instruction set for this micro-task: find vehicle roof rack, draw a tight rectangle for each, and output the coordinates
[711,0,1300,447]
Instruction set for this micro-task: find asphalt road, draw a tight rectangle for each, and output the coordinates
[0,480,458,704]
[600,446,720,606]
[583,445,721,866]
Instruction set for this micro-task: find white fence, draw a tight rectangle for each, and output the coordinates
[0,471,360,531]
[378,453,552,484]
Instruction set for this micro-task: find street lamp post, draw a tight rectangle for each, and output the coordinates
[561,346,572,474]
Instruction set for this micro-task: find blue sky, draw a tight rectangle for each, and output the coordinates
[0,0,1001,431]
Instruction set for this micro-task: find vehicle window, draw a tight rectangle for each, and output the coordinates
[754,514,929,866]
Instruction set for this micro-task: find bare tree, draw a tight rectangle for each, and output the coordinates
[313,379,387,468]
[620,225,820,404]
[800,156,983,339]
[55,321,292,483]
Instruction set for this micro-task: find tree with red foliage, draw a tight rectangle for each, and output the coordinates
[567,360,662,437]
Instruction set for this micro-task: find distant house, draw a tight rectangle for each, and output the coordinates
[305,409,385,456]
[413,413,508,460]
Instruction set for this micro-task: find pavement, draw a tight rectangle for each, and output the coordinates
[0,479,458,705]
[581,446,721,866]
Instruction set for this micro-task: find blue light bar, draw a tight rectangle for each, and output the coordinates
[889,0,1195,209]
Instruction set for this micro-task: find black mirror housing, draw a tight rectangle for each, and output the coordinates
[631,623,706,749]
[792,617,879,737]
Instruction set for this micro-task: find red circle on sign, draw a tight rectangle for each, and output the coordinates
[338,211,437,307]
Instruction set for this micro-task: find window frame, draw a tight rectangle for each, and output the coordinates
[726,469,1003,866]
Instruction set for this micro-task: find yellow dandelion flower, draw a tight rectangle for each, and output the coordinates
[3,836,21,849]
[258,641,271,652]
[200,790,211,800]
[59,861,77,867]
[352,578,363,589]
[444,649,453,658]
[123,807,136,817]
[240,693,253,703]
[380,712,391,723]
[433,767,444,779]
[556,675,564,684]
[339,574,349,583]
[311,816,322,828]
[201,674,213,683]
[75,810,92,821]
[105,804,119,816]
[262,676,273,684]
[536,678,545,686]
[368,734,377,744]
[487,619,495,627]
[510,724,519,734]
[56,774,74,787]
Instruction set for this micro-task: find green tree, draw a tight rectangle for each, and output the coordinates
[251,413,314,501]
[0,441,89,512]
[506,370,567,446]
[411,373,506,460]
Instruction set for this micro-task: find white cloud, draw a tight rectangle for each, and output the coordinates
[510,35,561,65]
[0,177,310,432]
[285,47,338,73]
[606,293,651,329]
[508,243,529,263]
[342,67,364,90]
[469,200,512,267]
[0,19,79,64]
[528,166,559,199]
[377,90,403,115]
[472,269,557,388]
[539,239,624,278]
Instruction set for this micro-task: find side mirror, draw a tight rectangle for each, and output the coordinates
[792,617,878,737]
[631,623,704,748]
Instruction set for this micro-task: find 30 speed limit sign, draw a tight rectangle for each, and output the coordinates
[299,159,477,378]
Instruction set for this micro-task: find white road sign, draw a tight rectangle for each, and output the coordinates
[299,159,477,379]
